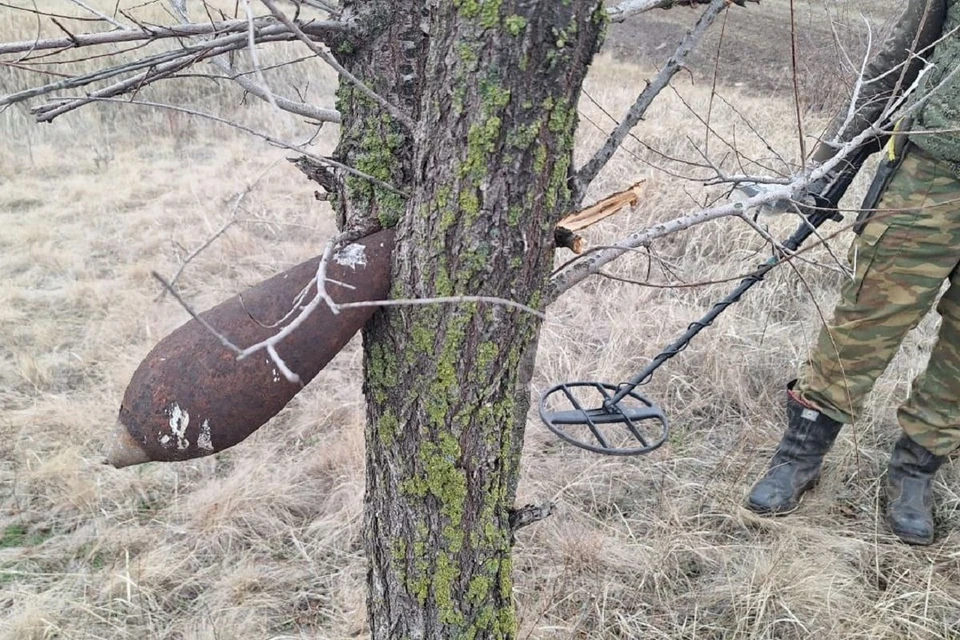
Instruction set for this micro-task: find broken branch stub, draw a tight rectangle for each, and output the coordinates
[106,229,396,468]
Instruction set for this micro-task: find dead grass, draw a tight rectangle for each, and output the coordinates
[4,2,960,639]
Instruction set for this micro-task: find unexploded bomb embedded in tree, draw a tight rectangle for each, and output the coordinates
[105,229,396,468]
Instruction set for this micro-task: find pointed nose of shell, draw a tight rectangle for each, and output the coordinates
[104,422,152,468]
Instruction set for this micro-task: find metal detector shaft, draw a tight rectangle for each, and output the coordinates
[603,150,871,411]
[603,217,821,409]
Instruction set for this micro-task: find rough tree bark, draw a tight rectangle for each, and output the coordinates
[332,1,605,637]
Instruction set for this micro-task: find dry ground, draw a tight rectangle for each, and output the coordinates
[3,1,960,639]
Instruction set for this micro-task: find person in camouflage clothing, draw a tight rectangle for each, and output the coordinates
[746,0,960,545]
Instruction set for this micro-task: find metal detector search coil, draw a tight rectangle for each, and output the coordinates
[539,382,668,455]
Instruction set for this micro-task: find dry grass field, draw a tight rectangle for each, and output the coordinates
[4,1,960,638]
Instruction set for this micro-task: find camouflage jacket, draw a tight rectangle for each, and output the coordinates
[813,0,960,164]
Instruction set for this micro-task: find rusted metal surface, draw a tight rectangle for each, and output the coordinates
[106,229,395,468]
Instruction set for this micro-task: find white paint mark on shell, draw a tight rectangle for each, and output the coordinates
[272,368,280,383]
[159,434,171,446]
[168,403,190,450]
[334,243,367,270]
[197,419,214,451]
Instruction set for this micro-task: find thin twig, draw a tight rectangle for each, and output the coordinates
[67,0,129,29]
[72,97,405,196]
[703,4,728,160]
[0,2,107,23]
[158,161,279,300]
[0,17,346,56]
[259,0,415,131]
[151,271,244,356]
[3,27,302,109]
[232,237,545,381]
[713,92,792,173]
[241,0,279,112]
[163,219,238,297]
[607,0,756,22]
[163,0,336,124]
[212,56,341,122]
[579,89,711,180]
[574,0,730,200]
[29,41,250,119]
[558,26,960,302]
[787,0,807,171]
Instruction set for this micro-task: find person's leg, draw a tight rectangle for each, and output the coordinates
[897,278,960,456]
[797,155,960,423]
[887,271,960,544]
[748,148,960,515]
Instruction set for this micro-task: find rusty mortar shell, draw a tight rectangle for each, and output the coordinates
[105,229,395,468]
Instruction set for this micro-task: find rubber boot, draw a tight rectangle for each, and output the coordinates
[746,382,843,515]
[885,434,946,545]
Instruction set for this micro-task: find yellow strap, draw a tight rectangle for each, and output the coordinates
[886,119,903,162]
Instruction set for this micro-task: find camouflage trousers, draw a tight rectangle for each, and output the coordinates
[795,144,960,456]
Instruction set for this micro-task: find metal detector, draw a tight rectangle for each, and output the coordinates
[540,143,878,456]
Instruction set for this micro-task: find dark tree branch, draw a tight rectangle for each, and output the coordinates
[607,0,757,23]
[573,0,732,201]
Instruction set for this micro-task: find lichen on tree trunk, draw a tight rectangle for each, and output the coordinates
[334,2,605,637]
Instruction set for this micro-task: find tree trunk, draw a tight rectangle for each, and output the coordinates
[335,2,605,637]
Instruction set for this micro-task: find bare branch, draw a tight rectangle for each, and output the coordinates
[0,2,107,23]
[303,0,340,15]
[282,0,341,16]
[548,197,761,301]
[553,57,952,305]
[151,271,244,356]
[71,97,402,195]
[574,0,730,200]
[561,5,960,305]
[26,40,255,120]
[607,0,757,23]
[158,161,281,299]
[230,236,546,383]
[551,127,869,302]
[0,18,346,56]
[165,0,343,125]
[596,212,872,292]
[2,26,335,114]
[239,0,279,112]
[787,0,806,171]
[67,0,129,29]
[165,219,238,295]
[259,0,415,131]
[211,59,342,122]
